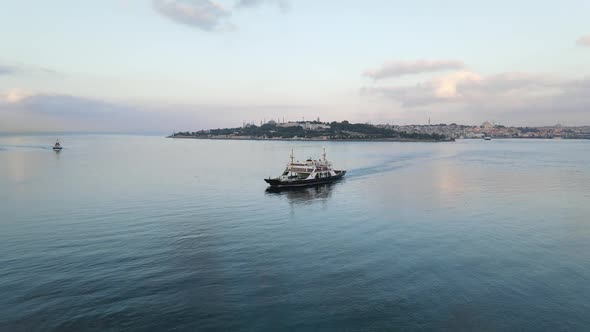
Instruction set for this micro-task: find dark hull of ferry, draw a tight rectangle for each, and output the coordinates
[265,171,346,188]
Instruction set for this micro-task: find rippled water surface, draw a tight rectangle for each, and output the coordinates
[1,135,589,331]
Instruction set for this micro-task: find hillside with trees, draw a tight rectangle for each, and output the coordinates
[171,121,451,141]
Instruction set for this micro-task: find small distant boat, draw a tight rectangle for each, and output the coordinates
[52,139,62,151]
[264,148,346,188]
[484,136,492,140]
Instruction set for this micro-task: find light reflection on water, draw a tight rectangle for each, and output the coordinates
[265,182,340,205]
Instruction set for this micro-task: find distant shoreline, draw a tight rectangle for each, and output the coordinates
[167,135,452,142]
[167,135,589,142]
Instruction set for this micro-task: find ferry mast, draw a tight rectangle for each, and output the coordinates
[290,149,294,175]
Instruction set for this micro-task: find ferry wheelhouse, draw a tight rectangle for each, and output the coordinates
[264,149,346,188]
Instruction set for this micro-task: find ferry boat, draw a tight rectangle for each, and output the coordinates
[52,139,62,151]
[484,136,492,140]
[264,149,346,188]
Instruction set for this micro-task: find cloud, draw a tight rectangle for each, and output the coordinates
[362,71,590,125]
[362,71,576,106]
[0,63,58,77]
[364,59,465,80]
[153,0,231,31]
[0,92,320,133]
[235,0,289,11]
[1,89,33,103]
[152,0,290,31]
[0,65,20,76]
[577,34,590,47]
[362,71,577,108]
[0,92,197,133]
[361,71,479,106]
[433,71,482,98]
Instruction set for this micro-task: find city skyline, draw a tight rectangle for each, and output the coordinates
[1,0,589,133]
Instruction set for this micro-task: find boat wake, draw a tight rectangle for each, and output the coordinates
[346,152,432,180]
[0,145,55,151]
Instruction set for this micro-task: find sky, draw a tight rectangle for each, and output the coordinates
[0,0,589,133]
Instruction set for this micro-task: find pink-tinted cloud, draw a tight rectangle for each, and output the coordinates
[577,34,590,47]
[1,89,33,103]
[362,71,578,108]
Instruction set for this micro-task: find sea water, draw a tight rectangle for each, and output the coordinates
[1,135,589,331]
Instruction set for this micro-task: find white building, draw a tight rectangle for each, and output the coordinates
[277,121,331,130]
[303,122,331,130]
[278,122,302,128]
